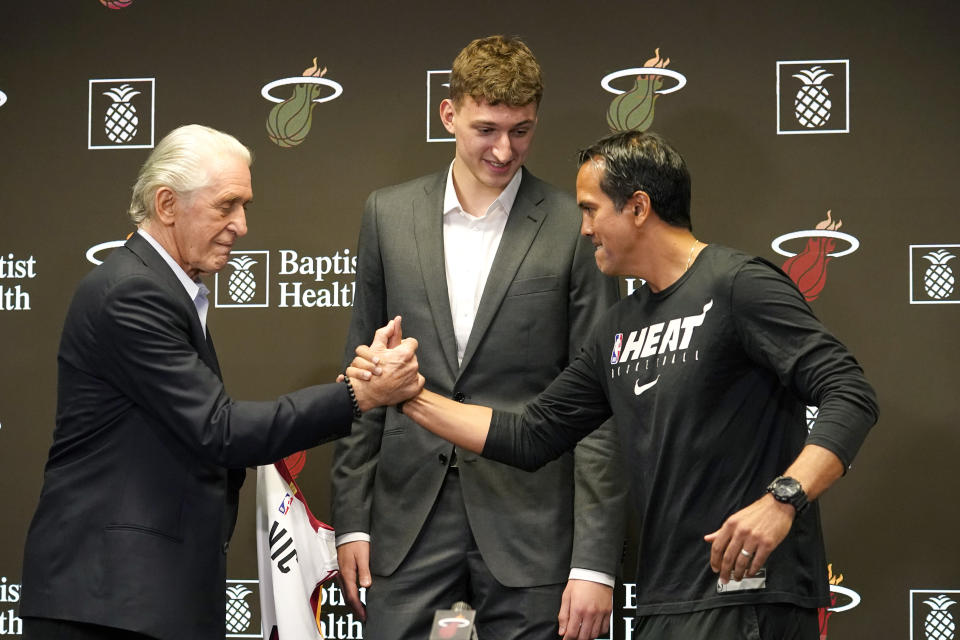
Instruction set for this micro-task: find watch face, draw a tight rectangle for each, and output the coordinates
[774,477,800,497]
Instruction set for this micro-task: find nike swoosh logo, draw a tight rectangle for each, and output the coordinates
[634,375,660,396]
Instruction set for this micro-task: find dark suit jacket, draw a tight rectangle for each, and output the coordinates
[331,168,627,587]
[21,232,353,640]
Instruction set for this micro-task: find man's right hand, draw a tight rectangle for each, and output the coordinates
[336,541,372,620]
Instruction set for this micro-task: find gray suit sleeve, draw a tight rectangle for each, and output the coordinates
[566,234,628,577]
[331,191,388,535]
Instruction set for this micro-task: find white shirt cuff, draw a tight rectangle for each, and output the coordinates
[335,531,371,547]
[568,568,615,587]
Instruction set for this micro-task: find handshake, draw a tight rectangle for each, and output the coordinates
[340,316,424,413]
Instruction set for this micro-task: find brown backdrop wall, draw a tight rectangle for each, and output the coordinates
[1,1,957,638]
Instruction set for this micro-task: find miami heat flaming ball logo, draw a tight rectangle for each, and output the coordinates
[262,58,343,148]
[284,451,307,479]
[602,48,686,132]
[772,211,860,302]
[819,564,861,639]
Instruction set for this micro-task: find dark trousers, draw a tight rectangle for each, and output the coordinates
[363,469,565,640]
[22,617,156,640]
[633,603,819,640]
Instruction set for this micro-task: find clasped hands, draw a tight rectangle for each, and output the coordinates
[342,316,424,412]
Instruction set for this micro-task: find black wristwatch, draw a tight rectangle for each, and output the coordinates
[765,476,809,514]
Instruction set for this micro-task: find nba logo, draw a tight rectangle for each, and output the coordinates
[610,333,623,364]
[277,493,293,515]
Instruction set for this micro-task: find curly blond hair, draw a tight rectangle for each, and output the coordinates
[449,35,543,109]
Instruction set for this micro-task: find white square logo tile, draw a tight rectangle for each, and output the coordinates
[776,60,849,135]
[88,78,155,149]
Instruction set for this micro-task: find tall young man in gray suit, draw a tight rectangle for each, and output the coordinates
[332,36,626,640]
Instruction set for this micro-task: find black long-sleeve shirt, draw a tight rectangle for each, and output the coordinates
[485,245,878,615]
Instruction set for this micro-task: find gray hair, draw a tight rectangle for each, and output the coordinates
[128,124,252,224]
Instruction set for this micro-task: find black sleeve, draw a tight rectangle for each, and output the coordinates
[731,259,879,469]
[484,346,613,471]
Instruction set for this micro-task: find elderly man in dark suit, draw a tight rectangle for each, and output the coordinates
[332,36,626,640]
[19,124,422,640]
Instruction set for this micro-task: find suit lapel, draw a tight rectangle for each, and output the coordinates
[458,168,547,375]
[125,233,222,379]
[412,173,460,376]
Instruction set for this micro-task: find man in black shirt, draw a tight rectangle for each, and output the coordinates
[353,131,878,640]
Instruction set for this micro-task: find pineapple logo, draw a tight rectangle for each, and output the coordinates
[88,78,154,149]
[922,249,956,300]
[227,256,258,303]
[924,595,957,640]
[601,48,687,133]
[225,584,254,634]
[909,245,960,304]
[103,84,140,144]
[262,58,343,148]
[792,66,833,129]
[777,59,849,135]
[215,250,269,308]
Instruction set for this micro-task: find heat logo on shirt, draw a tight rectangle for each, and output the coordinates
[610,300,713,366]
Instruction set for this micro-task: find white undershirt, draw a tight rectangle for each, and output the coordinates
[442,161,521,365]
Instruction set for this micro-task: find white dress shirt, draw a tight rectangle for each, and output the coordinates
[442,161,521,365]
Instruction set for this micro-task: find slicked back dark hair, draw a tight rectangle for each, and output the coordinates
[577,131,692,230]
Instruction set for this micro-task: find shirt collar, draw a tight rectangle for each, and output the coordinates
[137,228,203,302]
[442,161,523,218]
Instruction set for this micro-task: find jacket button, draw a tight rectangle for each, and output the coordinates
[222,541,230,554]
[453,392,466,402]
[439,453,448,465]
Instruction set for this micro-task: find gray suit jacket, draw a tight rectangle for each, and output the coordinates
[332,168,626,586]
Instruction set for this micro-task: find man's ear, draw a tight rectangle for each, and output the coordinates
[154,187,178,225]
[439,98,457,135]
[628,190,652,226]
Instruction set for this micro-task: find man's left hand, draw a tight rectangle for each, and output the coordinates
[557,579,612,640]
[703,493,795,583]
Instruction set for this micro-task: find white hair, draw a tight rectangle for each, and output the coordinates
[128,124,252,224]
